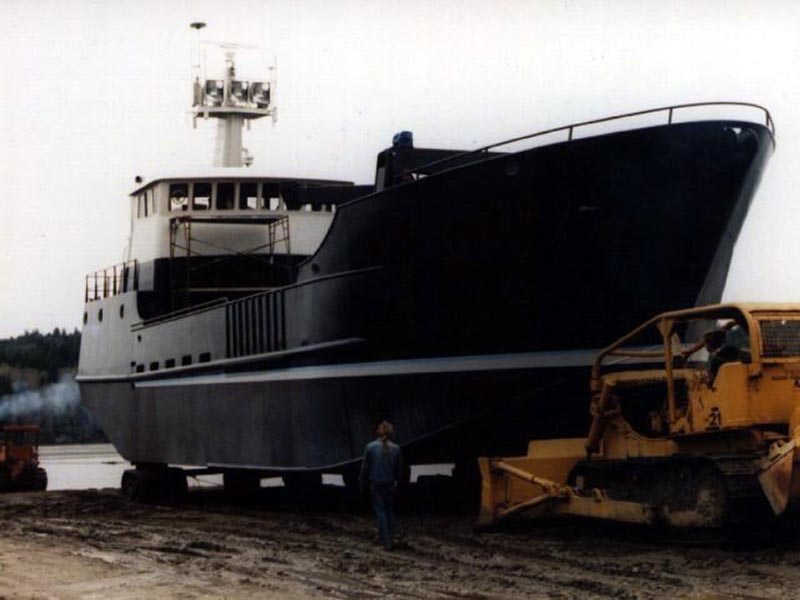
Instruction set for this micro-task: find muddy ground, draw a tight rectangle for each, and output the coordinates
[0,479,799,599]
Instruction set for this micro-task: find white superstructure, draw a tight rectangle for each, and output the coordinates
[125,173,346,263]
[120,25,362,266]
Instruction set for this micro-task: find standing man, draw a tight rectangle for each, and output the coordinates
[360,421,402,550]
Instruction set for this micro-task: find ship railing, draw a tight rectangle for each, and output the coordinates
[132,266,380,360]
[413,101,776,177]
[84,260,139,303]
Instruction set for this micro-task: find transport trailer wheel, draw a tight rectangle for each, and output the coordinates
[0,470,10,492]
[282,472,323,492]
[164,467,188,503]
[223,470,262,496]
[452,460,481,505]
[401,463,411,486]
[12,467,48,492]
[31,467,47,492]
[122,465,186,503]
[122,468,157,503]
[342,467,361,492]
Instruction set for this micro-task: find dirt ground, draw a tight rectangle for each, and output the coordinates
[0,480,799,599]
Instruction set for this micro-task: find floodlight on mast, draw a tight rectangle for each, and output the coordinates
[188,22,277,167]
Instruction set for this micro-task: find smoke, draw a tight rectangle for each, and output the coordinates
[0,374,80,422]
[0,374,106,443]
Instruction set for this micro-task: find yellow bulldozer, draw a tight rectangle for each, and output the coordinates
[478,303,800,529]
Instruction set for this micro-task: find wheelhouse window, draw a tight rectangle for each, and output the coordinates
[193,182,211,210]
[263,182,283,210]
[169,183,189,212]
[217,182,235,210]
[239,182,259,209]
[147,189,156,216]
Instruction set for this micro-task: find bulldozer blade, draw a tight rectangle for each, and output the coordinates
[477,439,586,526]
[758,441,796,515]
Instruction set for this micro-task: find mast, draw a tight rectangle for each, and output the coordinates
[190,22,277,167]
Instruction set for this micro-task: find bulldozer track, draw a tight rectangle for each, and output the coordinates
[570,453,772,532]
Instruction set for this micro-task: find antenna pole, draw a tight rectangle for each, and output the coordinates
[188,22,276,167]
[190,22,207,128]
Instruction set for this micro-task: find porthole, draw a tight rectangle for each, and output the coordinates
[311,263,320,274]
[98,308,104,322]
[119,304,125,319]
[83,312,88,325]
[504,160,520,177]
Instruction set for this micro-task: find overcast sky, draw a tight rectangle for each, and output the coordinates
[1,0,799,338]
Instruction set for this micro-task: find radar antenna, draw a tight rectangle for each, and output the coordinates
[189,22,277,167]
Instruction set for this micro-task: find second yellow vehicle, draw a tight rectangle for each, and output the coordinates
[479,303,800,529]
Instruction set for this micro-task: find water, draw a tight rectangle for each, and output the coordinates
[39,444,225,490]
[39,444,127,490]
[38,444,452,491]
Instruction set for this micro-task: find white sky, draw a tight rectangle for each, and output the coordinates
[0,0,799,338]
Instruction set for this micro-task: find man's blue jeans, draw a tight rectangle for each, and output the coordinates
[370,482,396,548]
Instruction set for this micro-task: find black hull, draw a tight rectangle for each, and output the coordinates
[294,121,771,355]
[81,358,591,470]
[78,118,774,471]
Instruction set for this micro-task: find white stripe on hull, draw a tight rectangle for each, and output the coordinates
[133,348,628,388]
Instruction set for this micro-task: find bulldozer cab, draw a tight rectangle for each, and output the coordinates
[591,303,800,445]
[0,425,40,465]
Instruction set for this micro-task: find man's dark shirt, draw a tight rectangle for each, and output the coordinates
[360,439,402,487]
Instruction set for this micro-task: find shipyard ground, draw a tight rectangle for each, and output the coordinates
[0,482,798,599]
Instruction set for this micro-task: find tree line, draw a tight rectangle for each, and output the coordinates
[0,328,81,390]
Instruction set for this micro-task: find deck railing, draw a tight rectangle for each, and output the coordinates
[84,260,139,303]
[225,288,287,358]
[415,101,775,176]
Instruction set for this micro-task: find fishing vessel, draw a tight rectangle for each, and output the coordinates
[76,28,775,490]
